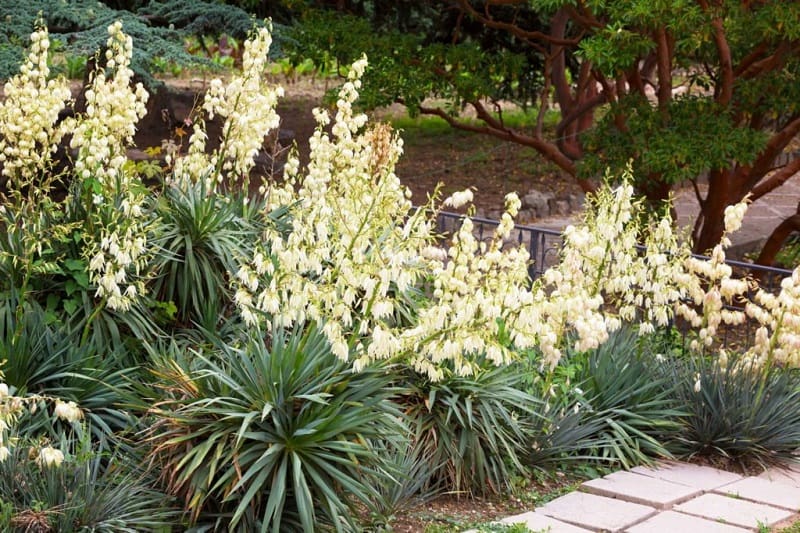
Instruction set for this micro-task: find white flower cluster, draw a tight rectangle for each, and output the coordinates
[235,60,436,368]
[53,399,83,423]
[0,24,72,194]
[511,175,691,368]
[70,21,148,190]
[88,225,148,311]
[37,446,65,467]
[0,381,20,463]
[172,26,283,191]
[675,199,750,351]
[403,193,531,379]
[0,378,79,467]
[66,22,151,311]
[744,262,800,366]
[443,188,474,209]
[667,197,800,366]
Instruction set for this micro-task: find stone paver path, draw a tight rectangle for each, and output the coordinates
[532,172,800,261]
[466,460,800,532]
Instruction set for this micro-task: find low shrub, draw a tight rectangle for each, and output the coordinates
[367,439,445,529]
[400,362,541,497]
[146,323,405,531]
[0,304,136,440]
[669,353,800,468]
[151,180,263,327]
[0,436,177,532]
[528,328,683,469]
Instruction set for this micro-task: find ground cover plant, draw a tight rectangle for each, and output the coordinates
[2,19,800,532]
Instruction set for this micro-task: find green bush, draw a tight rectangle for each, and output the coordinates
[0,303,135,440]
[0,436,176,532]
[669,353,800,467]
[152,181,262,327]
[367,438,445,529]
[400,362,541,497]
[528,329,683,469]
[146,323,405,531]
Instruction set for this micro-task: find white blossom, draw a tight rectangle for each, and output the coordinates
[443,189,474,209]
[37,446,64,468]
[53,399,83,423]
[0,24,72,193]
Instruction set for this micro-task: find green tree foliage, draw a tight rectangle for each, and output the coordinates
[287,1,800,254]
[0,0,285,86]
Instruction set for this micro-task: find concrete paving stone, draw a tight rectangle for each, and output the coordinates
[625,510,751,533]
[758,465,800,488]
[674,493,794,529]
[715,476,800,511]
[539,491,656,532]
[581,470,701,509]
[630,460,743,491]
[498,511,593,532]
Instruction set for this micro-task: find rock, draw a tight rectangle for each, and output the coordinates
[517,208,535,222]
[126,148,151,161]
[278,128,295,145]
[522,189,553,212]
[568,193,586,211]
[549,198,571,216]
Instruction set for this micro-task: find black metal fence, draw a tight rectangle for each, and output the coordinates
[436,211,564,280]
[436,210,794,285]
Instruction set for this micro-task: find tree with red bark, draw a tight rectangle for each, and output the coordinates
[288,0,800,257]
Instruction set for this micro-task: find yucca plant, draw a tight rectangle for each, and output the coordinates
[151,180,263,327]
[0,303,136,440]
[399,361,541,497]
[146,322,405,532]
[0,186,161,358]
[0,436,178,532]
[669,352,800,468]
[529,328,683,469]
[366,438,445,529]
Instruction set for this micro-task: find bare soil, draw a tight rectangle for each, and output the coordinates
[131,76,581,219]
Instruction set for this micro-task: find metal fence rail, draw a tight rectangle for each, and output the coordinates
[436,210,794,287]
[436,211,564,280]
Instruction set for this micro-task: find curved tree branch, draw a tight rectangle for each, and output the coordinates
[454,0,582,45]
[753,206,800,268]
[413,102,596,192]
[745,114,800,188]
[733,41,768,76]
[550,9,575,111]
[696,2,734,106]
[738,41,798,79]
[654,27,673,113]
[555,91,609,140]
[750,157,800,201]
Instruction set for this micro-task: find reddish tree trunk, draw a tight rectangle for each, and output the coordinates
[693,169,734,253]
[754,204,800,267]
